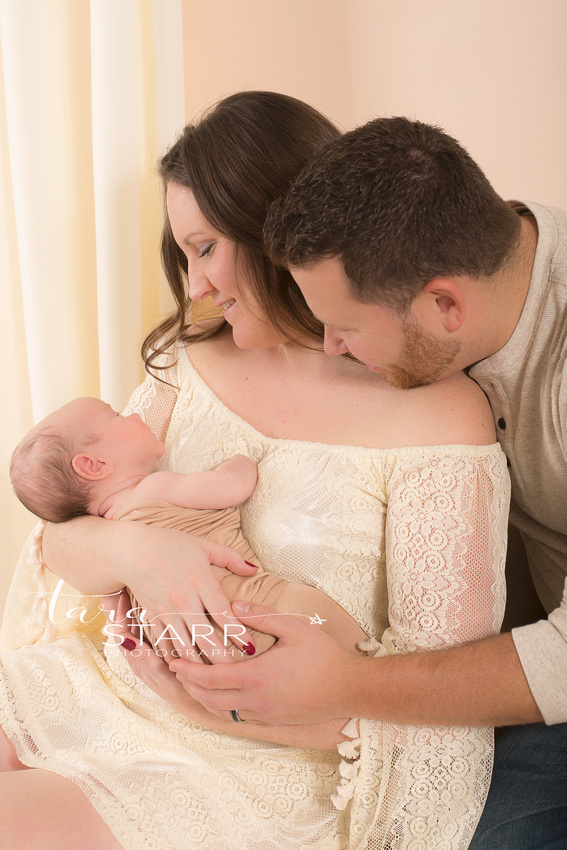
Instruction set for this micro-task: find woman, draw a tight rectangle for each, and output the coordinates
[0,92,509,849]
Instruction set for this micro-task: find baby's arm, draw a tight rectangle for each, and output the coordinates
[132,455,258,510]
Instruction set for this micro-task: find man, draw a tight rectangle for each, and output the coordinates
[175,117,567,847]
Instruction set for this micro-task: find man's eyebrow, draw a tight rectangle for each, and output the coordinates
[319,319,348,331]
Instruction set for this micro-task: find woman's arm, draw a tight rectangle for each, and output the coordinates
[43,517,259,658]
[42,365,258,657]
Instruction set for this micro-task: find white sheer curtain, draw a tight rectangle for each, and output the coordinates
[0,0,184,612]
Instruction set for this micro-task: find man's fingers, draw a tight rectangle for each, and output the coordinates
[230,600,309,640]
[174,673,248,719]
[170,656,244,689]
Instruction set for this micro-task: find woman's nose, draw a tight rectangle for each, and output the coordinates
[186,259,215,301]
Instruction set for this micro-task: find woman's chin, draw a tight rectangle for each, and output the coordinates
[230,323,286,350]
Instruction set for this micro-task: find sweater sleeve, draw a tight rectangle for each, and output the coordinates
[512,576,567,724]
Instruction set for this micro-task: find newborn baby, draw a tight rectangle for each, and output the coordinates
[11,398,366,662]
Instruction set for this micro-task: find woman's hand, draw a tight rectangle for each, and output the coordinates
[44,517,258,662]
[121,528,260,662]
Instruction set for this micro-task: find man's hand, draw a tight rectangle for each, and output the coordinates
[104,603,349,749]
[169,600,364,724]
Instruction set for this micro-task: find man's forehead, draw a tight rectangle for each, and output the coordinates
[292,259,375,309]
[291,256,347,280]
[291,258,355,304]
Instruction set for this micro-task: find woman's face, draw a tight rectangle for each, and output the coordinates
[166,182,284,349]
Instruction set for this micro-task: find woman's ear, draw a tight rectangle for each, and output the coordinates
[72,453,113,481]
[417,278,466,333]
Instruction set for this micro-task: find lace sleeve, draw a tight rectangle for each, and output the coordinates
[121,354,179,444]
[337,447,511,850]
[381,448,510,653]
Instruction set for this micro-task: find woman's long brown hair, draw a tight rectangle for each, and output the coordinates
[142,91,340,378]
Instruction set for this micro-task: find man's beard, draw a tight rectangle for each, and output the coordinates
[384,316,461,390]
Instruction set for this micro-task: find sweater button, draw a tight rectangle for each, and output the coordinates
[497,418,507,430]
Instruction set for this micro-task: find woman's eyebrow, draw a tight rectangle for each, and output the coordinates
[182,230,206,245]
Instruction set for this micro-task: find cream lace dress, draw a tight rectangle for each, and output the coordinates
[0,345,510,849]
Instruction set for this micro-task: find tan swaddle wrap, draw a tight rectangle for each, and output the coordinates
[115,500,366,660]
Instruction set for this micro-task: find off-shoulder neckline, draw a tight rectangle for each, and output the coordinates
[179,343,503,459]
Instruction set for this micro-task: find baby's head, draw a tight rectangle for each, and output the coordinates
[10,398,164,522]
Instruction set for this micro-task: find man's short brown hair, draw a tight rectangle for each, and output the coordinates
[264,117,521,311]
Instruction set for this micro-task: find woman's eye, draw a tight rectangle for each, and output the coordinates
[198,243,214,258]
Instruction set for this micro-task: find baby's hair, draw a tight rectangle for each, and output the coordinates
[10,428,92,523]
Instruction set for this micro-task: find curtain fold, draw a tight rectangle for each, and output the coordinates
[0,0,184,613]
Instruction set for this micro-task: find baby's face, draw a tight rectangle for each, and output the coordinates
[62,398,165,475]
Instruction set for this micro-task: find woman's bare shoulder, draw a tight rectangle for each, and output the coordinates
[387,371,497,448]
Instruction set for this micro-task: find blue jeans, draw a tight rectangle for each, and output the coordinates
[469,722,567,849]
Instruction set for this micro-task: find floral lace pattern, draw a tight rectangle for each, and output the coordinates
[0,344,510,849]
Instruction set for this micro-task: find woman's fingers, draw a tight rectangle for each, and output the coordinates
[101,588,139,643]
[100,588,124,625]
[121,533,257,659]
[203,540,259,577]
[173,675,245,719]
[137,595,252,664]
[194,541,259,657]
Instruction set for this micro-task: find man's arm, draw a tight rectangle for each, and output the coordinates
[170,600,543,727]
[134,455,258,510]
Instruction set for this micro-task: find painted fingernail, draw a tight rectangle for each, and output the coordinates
[122,638,136,651]
[243,642,256,656]
[244,561,259,569]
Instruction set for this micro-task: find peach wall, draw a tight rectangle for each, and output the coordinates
[182,0,567,206]
[346,0,567,206]
[182,0,355,129]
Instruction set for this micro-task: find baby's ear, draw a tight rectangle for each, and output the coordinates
[72,453,112,481]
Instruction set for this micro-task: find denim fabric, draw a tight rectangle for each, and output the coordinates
[469,722,567,849]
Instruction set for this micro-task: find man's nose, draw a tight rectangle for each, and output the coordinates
[323,329,348,356]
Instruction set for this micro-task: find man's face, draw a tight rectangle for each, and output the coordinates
[292,257,461,389]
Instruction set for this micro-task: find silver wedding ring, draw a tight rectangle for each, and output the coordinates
[230,709,245,722]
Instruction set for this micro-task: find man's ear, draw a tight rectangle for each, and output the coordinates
[415,278,466,333]
[72,453,113,481]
